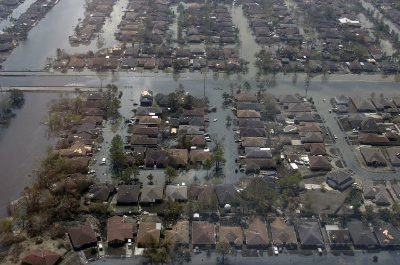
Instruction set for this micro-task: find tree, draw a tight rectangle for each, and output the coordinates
[364,205,375,221]
[213,147,225,172]
[109,135,127,177]
[222,92,230,104]
[164,166,178,184]
[163,201,183,224]
[204,158,214,178]
[216,241,230,264]
[8,89,24,108]
[225,115,232,126]
[277,172,302,196]
[147,173,154,185]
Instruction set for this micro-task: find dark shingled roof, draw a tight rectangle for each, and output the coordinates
[297,221,324,247]
[347,220,378,248]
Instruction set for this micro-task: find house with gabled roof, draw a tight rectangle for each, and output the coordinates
[296,221,324,248]
[67,222,98,251]
[137,222,162,248]
[360,147,387,167]
[192,221,216,248]
[270,217,297,249]
[165,185,188,202]
[218,226,244,248]
[166,220,190,247]
[107,216,134,247]
[347,220,378,249]
[245,217,269,249]
[140,185,164,204]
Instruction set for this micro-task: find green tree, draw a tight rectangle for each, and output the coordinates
[163,201,183,224]
[216,241,230,264]
[213,147,225,172]
[165,166,178,184]
[277,172,302,196]
[109,135,127,177]
[147,173,154,185]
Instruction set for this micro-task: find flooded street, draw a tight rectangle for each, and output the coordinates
[230,4,260,77]
[0,92,57,216]
[2,0,94,71]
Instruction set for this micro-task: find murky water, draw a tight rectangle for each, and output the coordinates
[2,0,91,70]
[0,92,57,216]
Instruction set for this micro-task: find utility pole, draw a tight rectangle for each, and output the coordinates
[203,70,206,99]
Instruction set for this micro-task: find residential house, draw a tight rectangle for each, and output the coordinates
[374,222,400,249]
[137,222,162,248]
[168,149,189,168]
[189,185,218,214]
[245,217,269,249]
[360,147,387,167]
[68,222,98,251]
[326,170,354,191]
[166,220,190,247]
[270,218,297,249]
[165,185,188,202]
[192,221,216,248]
[309,155,332,171]
[326,225,352,249]
[235,93,258,103]
[218,226,244,248]
[214,184,237,207]
[116,185,140,206]
[347,220,378,249]
[386,147,400,167]
[88,183,115,202]
[21,249,61,265]
[140,185,164,204]
[189,150,212,165]
[107,216,134,247]
[145,149,167,168]
[296,221,324,248]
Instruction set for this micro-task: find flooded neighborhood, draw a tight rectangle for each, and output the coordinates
[1,1,400,265]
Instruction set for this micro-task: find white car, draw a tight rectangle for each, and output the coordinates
[101,158,106,165]
[273,246,279,255]
[213,118,218,122]
[98,243,103,251]
[127,238,132,247]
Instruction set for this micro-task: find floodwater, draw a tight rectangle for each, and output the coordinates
[2,0,99,71]
[91,250,400,265]
[0,92,57,216]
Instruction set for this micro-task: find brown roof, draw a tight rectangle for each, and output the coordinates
[168,149,189,166]
[235,93,258,102]
[132,126,159,137]
[190,135,206,147]
[218,226,244,247]
[137,222,161,247]
[270,218,297,246]
[192,221,216,246]
[166,220,190,246]
[298,122,321,133]
[131,135,159,146]
[237,110,261,118]
[241,137,266,148]
[190,150,212,164]
[309,155,332,171]
[359,133,389,145]
[139,116,161,126]
[182,108,205,117]
[21,249,61,265]
[309,143,327,156]
[245,217,269,247]
[68,222,97,250]
[107,216,134,244]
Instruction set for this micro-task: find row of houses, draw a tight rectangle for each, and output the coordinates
[277,94,333,172]
[333,95,400,168]
[115,0,173,44]
[233,92,277,174]
[181,4,238,44]
[242,0,303,45]
[66,216,400,253]
[69,0,118,44]
[52,44,246,72]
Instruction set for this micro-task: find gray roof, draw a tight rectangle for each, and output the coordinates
[297,221,324,247]
[347,220,378,248]
[165,185,188,201]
